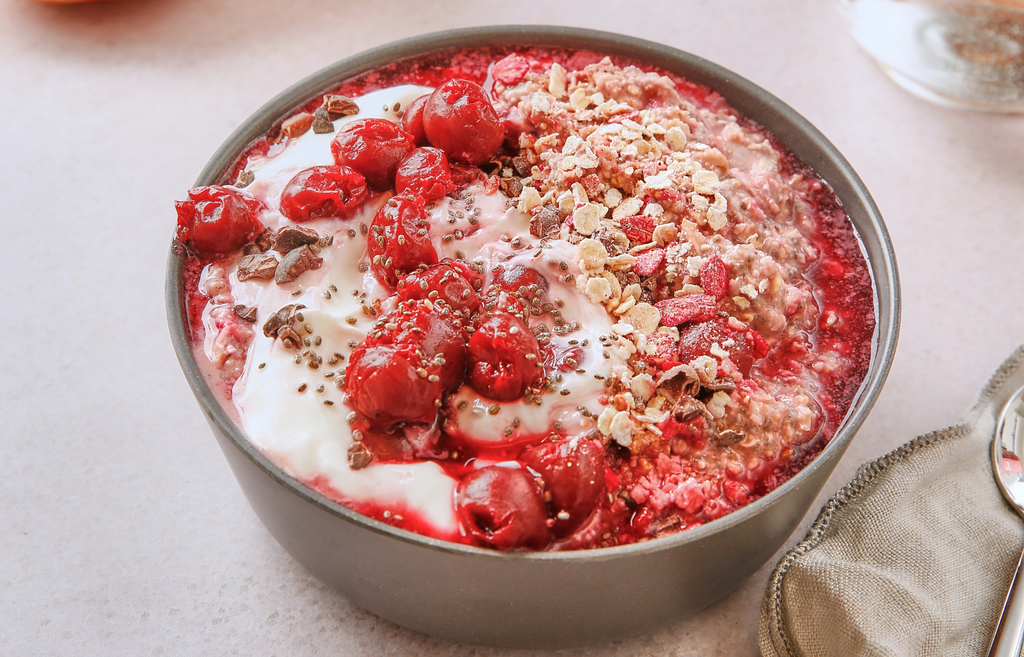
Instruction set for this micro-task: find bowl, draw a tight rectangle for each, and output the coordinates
[166,26,900,649]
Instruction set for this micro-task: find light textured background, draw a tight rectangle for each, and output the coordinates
[2,0,1022,655]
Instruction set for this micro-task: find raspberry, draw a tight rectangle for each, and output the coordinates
[655,294,719,326]
[699,254,729,301]
[520,439,605,539]
[394,147,455,203]
[367,195,438,287]
[400,94,429,146]
[633,247,665,277]
[331,118,415,190]
[174,185,265,257]
[278,165,369,222]
[467,313,543,401]
[397,262,481,315]
[345,343,443,430]
[456,466,550,550]
[423,80,504,166]
[619,215,655,243]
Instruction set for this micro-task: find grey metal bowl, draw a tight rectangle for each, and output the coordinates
[166,26,900,649]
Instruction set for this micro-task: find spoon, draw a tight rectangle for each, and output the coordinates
[989,386,1024,657]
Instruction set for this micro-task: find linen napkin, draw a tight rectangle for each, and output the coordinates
[759,346,1024,657]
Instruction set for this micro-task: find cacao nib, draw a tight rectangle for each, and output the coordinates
[254,229,274,253]
[347,442,373,470]
[236,253,278,281]
[529,204,560,238]
[277,325,302,349]
[511,155,531,177]
[311,107,334,134]
[273,225,320,253]
[717,429,745,447]
[275,245,323,284]
[281,112,314,139]
[233,304,258,322]
[234,170,255,188]
[498,177,523,198]
[262,303,304,338]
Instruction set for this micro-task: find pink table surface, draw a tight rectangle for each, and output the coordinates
[3,0,1023,654]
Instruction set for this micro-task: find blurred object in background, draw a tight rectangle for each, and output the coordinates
[837,0,1024,112]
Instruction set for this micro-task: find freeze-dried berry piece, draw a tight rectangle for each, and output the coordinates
[491,54,530,85]
[279,165,369,223]
[273,225,320,253]
[174,185,266,257]
[633,247,665,277]
[331,118,415,190]
[619,215,655,243]
[236,253,278,281]
[655,294,718,325]
[366,195,438,287]
[699,254,729,301]
[275,245,323,284]
[644,330,680,364]
[456,467,550,550]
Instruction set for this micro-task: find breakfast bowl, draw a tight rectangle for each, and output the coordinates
[165,26,899,648]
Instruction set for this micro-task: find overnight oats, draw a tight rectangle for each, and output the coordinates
[174,48,875,551]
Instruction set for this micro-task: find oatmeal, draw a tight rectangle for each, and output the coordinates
[175,48,875,550]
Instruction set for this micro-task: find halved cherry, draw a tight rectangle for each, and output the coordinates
[422,79,504,166]
[367,195,438,288]
[278,165,369,222]
[174,185,265,257]
[397,262,481,315]
[456,466,550,550]
[394,148,455,203]
[521,439,605,539]
[330,118,415,190]
[677,319,767,377]
[345,343,443,430]
[467,313,543,402]
[400,95,429,146]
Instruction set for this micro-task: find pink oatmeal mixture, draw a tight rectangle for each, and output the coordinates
[177,47,875,551]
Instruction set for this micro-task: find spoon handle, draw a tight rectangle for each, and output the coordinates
[989,546,1024,657]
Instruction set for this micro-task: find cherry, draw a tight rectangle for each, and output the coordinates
[677,319,767,377]
[456,466,550,550]
[481,287,527,321]
[467,313,543,402]
[494,264,548,302]
[345,343,443,430]
[375,299,469,393]
[394,148,455,203]
[521,439,606,539]
[397,262,481,315]
[367,195,438,287]
[278,165,369,222]
[422,79,504,166]
[174,185,265,257]
[400,95,429,146]
[330,118,415,190]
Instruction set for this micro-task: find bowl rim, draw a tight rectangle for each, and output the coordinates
[166,24,901,562]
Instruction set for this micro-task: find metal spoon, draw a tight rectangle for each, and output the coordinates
[989,386,1024,657]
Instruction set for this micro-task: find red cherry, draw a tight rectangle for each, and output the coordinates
[174,185,265,257]
[456,466,550,550]
[371,299,469,394]
[397,262,481,315]
[423,80,504,166]
[677,319,765,377]
[520,439,605,539]
[394,148,455,203]
[494,264,548,302]
[367,195,438,287]
[345,343,443,430]
[400,95,429,146]
[467,313,543,402]
[330,118,415,190]
[278,165,369,222]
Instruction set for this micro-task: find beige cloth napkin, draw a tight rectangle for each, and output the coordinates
[759,346,1024,657]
